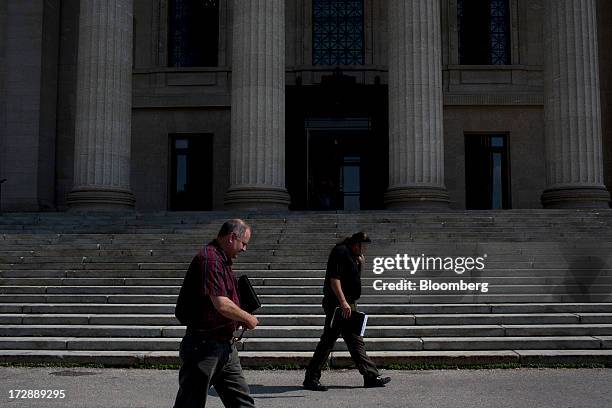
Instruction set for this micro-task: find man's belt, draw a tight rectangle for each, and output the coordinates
[185,327,233,344]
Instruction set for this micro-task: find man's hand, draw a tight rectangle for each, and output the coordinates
[244,314,259,330]
[330,278,351,319]
[211,295,258,330]
[340,300,352,319]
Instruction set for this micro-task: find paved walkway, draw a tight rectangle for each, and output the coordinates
[1,367,611,407]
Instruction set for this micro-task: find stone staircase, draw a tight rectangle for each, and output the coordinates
[1,210,612,367]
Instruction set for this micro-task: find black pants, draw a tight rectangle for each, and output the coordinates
[173,334,255,408]
[304,305,379,382]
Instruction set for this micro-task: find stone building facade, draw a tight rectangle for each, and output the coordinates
[1,0,611,212]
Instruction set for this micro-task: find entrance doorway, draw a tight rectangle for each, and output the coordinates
[286,76,388,210]
[169,134,213,211]
[465,133,511,209]
[306,118,369,210]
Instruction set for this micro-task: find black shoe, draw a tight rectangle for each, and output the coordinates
[363,376,391,388]
[303,379,328,391]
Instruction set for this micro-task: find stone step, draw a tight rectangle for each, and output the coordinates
[4,302,612,315]
[16,231,598,241]
[2,242,611,253]
[2,226,608,236]
[0,325,168,337]
[363,284,612,296]
[0,336,608,352]
[0,214,604,223]
[2,283,611,296]
[502,324,612,336]
[0,237,608,246]
[3,349,612,367]
[2,262,610,274]
[0,206,610,363]
[413,313,588,325]
[2,324,611,339]
[2,215,605,223]
[4,312,611,326]
[0,286,181,295]
[4,268,612,280]
[0,294,179,304]
[6,304,177,314]
[3,244,611,256]
[2,226,610,235]
[0,218,585,225]
[579,313,612,324]
[238,336,611,351]
[488,303,612,313]
[5,252,610,261]
[2,293,611,304]
[0,271,612,286]
[418,336,609,351]
[3,275,612,287]
[2,236,610,244]
[0,314,413,326]
[4,231,607,240]
[1,231,611,241]
[2,255,611,269]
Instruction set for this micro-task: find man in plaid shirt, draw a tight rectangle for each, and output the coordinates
[173,219,258,408]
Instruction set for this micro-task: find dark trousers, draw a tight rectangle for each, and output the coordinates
[304,305,379,382]
[173,334,255,408]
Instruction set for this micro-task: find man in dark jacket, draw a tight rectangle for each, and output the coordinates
[303,232,391,391]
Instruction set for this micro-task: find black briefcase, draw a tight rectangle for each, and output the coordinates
[238,275,261,313]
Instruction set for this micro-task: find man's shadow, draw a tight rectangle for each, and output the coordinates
[208,383,361,399]
[557,245,610,302]
[208,385,305,400]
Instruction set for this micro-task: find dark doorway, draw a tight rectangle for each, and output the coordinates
[306,119,370,210]
[465,133,511,209]
[169,134,213,211]
[286,72,388,210]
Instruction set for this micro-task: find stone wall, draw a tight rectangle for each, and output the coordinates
[4,0,608,211]
[54,1,80,211]
[599,0,612,196]
[131,109,231,211]
[1,0,59,211]
[444,107,546,209]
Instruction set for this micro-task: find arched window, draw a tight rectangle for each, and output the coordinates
[312,0,364,65]
[458,0,510,65]
[168,0,219,67]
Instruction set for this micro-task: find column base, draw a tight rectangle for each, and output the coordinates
[541,186,611,209]
[224,185,290,211]
[384,186,450,210]
[66,187,135,211]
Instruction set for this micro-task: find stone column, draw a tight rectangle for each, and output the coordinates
[384,0,449,209]
[66,0,135,210]
[541,0,610,208]
[224,0,290,210]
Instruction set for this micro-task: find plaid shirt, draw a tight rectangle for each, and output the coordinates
[175,240,241,341]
